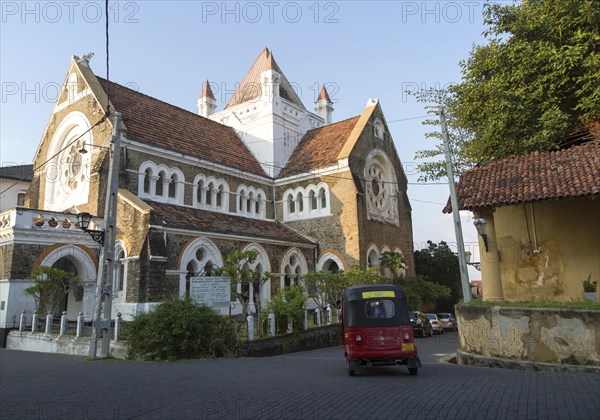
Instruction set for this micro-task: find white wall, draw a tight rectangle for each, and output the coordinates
[0,280,36,329]
[0,179,29,212]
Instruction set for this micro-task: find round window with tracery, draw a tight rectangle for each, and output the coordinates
[368,164,387,210]
[61,140,86,192]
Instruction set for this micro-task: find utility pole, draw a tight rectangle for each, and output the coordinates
[439,107,471,303]
[89,112,122,358]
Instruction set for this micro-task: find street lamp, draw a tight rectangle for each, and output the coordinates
[78,143,110,154]
[76,212,105,245]
[465,250,481,271]
[473,218,488,252]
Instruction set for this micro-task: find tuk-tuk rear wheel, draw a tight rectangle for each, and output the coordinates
[408,367,418,376]
[346,359,356,376]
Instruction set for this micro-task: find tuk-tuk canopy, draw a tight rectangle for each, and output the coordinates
[343,284,411,327]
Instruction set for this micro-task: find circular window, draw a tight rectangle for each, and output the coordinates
[195,248,205,261]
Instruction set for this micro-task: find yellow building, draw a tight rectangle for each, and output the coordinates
[446,138,600,302]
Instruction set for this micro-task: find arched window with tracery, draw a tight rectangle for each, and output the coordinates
[364,149,399,226]
[113,242,128,293]
[281,249,308,289]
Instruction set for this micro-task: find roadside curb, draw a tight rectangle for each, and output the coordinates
[456,350,600,374]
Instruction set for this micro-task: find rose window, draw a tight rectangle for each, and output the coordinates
[368,165,387,209]
[62,140,86,191]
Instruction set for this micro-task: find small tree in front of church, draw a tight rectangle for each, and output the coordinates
[214,250,271,324]
[24,266,79,317]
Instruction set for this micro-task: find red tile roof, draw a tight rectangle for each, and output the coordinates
[148,200,315,245]
[225,48,305,110]
[278,116,360,177]
[200,80,215,100]
[96,77,266,177]
[317,84,331,102]
[443,141,600,213]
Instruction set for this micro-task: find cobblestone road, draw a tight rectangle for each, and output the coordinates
[1,332,598,419]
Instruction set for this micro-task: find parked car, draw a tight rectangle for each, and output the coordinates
[437,313,457,331]
[410,311,433,337]
[425,313,444,334]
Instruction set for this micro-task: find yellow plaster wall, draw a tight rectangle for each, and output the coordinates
[493,198,600,301]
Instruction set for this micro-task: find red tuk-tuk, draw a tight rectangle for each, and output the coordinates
[342,284,421,376]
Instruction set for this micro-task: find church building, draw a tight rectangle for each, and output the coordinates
[0,49,415,337]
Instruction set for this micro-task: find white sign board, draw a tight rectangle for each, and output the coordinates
[189,276,231,315]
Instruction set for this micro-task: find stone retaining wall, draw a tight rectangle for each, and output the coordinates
[238,324,342,357]
[6,331,128,359]
[456,305,600,367]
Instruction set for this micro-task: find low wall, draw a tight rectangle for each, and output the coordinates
[6,331,128,359]
[239,324,342,357]
[456,305,600,369]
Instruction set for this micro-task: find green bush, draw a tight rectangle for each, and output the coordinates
[126,297,239,361]
[268,285,307,334]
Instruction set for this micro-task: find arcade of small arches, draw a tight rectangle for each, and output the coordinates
[137,162,267,219]
[138,161,185,204]
[282,183,331,221]
[367,244,406,278]
[236,184,267,219]
[193,174,229,212]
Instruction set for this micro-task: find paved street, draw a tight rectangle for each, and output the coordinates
[1,332,598,419]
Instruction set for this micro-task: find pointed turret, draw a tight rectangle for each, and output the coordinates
[315,84,333,124]
[198,80,217,117]
[225,48,305,110]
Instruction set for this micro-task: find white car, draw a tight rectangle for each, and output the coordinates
[437,313,458,331]
[425,313,445,334]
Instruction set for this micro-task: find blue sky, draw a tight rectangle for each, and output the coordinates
[1,1,500,276]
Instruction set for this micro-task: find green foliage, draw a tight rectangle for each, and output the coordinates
[415,0,600,181]
[583,275,598,293]
[398,276,451,310]
[301,270,345,314]
[268,285,307,334]
[214,250,270,319]
[126,297,238,361]
[414,241,462,312]
[379,251,407,284]
[342,266,386,287]
[24,266,79,317]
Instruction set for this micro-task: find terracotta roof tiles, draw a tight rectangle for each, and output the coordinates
[225,48,305,110]
[96,77,266,177]
[279,116,359,178]
[443,141,600,213]
[200,80,215,100]
[317,84,331,102]
[148,200,315,245]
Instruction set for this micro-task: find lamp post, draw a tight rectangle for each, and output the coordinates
[439,107,471,303]
[87,112,122,359]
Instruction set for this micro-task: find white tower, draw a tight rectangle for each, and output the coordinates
[197,80,217,117]
[208,48,328,177]
[315,84,333,125]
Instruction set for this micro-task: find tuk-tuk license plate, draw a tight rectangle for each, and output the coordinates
[401,343,414,351]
